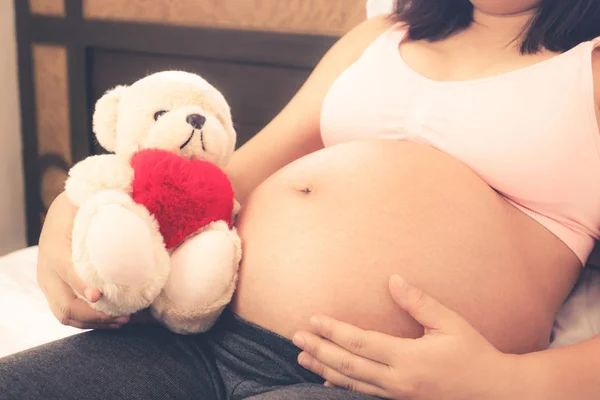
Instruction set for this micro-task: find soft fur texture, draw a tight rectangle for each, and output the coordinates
[65,71,242,333]
[130,149,234,249]
[72,190,170,316]
[65,154,133,207]
[151,220,241,334]
[96,71,236,165]
[92,85,127,152]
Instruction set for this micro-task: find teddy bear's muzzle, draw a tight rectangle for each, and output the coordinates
[180,130,196,150]
[186,114,206,130]
[180,114,207,151]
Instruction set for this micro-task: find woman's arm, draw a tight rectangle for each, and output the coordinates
[225,16,396,203]
[518,337,600,399]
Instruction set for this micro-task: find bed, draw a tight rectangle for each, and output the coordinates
[2,0,599,360]
[0,247,83,357]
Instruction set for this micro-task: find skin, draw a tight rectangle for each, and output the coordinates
[36,0,600,398]
[294,1,600,399]
[295,276,519,400]
[36,193,127,329]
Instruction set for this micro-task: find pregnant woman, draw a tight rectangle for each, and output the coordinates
[2,0,600,399]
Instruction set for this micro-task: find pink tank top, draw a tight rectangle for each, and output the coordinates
[320,24,600,265]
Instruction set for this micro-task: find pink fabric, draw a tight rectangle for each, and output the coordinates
[320,24,600,265]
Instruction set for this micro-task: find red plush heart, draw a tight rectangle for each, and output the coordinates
[130,149,234,249]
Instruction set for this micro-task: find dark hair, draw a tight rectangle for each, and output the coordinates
[395,0,600,54]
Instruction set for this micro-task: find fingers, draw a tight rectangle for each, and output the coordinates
[51,254,88,300]
[65,319,123,330]
[45,268,129,329]
[308,315,396,363]
[55,297,130,329]
[65,296,129,326]
[39,261,118,328]
[293,330,389,385]
[297,352,388,399]
[84,288,103,303]
[39,192,99,301]
[37,192,114,328]
[47,249,102,303]
[389,275,462,332]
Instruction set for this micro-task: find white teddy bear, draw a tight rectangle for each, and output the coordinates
[65,71,242,334]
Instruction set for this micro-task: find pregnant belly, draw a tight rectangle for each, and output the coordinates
[231,140,580,354]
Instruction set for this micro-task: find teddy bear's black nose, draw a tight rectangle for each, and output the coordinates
[186,114,206,130]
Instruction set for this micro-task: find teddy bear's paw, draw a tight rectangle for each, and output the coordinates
[150,298,228,334]
[151,222,241,333]
[72,190,171,316]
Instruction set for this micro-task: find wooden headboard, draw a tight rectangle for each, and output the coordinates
[16,0,365,245]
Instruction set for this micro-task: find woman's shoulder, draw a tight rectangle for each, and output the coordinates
[333,15,402,61]
[349,14,402,36]
[302,16,402,93]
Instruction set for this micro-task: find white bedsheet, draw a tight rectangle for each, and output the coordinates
[0,247,84,358]
[550,267,600,348]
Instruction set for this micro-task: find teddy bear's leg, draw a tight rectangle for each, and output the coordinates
[150,220,241,334]
[72,190,170,316]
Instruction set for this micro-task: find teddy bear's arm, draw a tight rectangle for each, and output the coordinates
[65,154,134,207]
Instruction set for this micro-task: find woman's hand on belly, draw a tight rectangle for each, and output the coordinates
[293,275,526,400]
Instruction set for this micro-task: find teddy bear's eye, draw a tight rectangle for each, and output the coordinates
[153,110,168,121]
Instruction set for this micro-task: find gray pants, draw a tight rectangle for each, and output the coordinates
[0,311,377,400]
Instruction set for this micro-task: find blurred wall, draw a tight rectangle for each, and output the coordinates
[0,0,27,255]
[82,0,366,35]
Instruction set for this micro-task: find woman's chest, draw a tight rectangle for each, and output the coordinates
[320,58,599,206]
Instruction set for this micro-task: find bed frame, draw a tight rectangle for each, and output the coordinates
[15,0,347,245]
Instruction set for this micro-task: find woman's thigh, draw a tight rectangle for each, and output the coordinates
[245,384,379,399]
[0,324,224,400]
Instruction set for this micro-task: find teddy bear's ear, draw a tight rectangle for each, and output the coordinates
[92,85,128,152]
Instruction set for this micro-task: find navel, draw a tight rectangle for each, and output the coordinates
[291,182,314,195]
